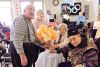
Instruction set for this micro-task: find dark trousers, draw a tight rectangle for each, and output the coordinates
[58,62,72,67]
[9,42,40,67]
[95,38,100,66]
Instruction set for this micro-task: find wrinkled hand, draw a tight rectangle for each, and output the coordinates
[75,64,83,67]
[19,53,28,66]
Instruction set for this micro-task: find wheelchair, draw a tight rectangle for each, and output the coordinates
[1,53,11,67]
[0,40,11,67]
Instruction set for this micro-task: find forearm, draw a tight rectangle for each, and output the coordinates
[58,38,69,48]
[56,46,68,54]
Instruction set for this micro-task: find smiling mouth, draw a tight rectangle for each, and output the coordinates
[75,43,78,44]
[72,43,77,45]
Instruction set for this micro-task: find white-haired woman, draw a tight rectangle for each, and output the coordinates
[52,23,69,49]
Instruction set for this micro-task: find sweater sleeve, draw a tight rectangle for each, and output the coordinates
[13,17,26,54]
[56,46,69,60]
[82,49,98,67]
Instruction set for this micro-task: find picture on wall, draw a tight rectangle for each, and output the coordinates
[61,3,81,15]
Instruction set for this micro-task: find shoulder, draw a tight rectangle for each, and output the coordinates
[84,40,98,54]
[15,15,24,21]
[84,48,98,54]
[83,48,98,59]
[14,15,26,25]
[14,15,27,28]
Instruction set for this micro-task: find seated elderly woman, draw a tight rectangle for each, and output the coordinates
[35,24,65,67]
[52,28,98,67]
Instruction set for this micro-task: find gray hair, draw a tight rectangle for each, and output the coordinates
[24,4,34,11]
[58,23,68,31]
[36,10,44,15]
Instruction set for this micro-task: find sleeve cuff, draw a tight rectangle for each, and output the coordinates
[16,48,24,54]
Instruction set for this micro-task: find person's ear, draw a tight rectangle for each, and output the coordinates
[24,10,25,12]
[24,8,26,13]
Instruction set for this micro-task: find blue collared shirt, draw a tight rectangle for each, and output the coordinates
[76,16,86,24]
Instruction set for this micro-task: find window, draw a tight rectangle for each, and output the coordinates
[0,1,12,27]
[34,2,42,11]
[21,2,30,14]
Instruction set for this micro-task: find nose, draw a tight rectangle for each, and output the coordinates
[71,40,75,44]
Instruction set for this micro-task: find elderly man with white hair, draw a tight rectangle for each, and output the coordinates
[10,4,39,67]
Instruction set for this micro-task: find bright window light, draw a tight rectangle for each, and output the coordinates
[21,1,42,14]
[34,2,42,11]
[0,1,12,27]
[21,2,30,14]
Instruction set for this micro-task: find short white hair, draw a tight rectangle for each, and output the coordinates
[58,23,68,31]
[24,4,34,11]
[36,9,44,15]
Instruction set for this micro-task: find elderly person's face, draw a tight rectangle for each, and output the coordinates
[36,11,44,21]
[68,34,81,47]
[59,26,67,35]
[24,5,35,20]
[43,40,52,49]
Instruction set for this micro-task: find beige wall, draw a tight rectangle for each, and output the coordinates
[43,0,63,22]
[43,0,99,23]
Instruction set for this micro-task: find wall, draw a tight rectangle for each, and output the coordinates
[11,0,21,20]
[84,0,99,22]
[92,0,99,20]
[43,0,99,23]
[43,0,63,22]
